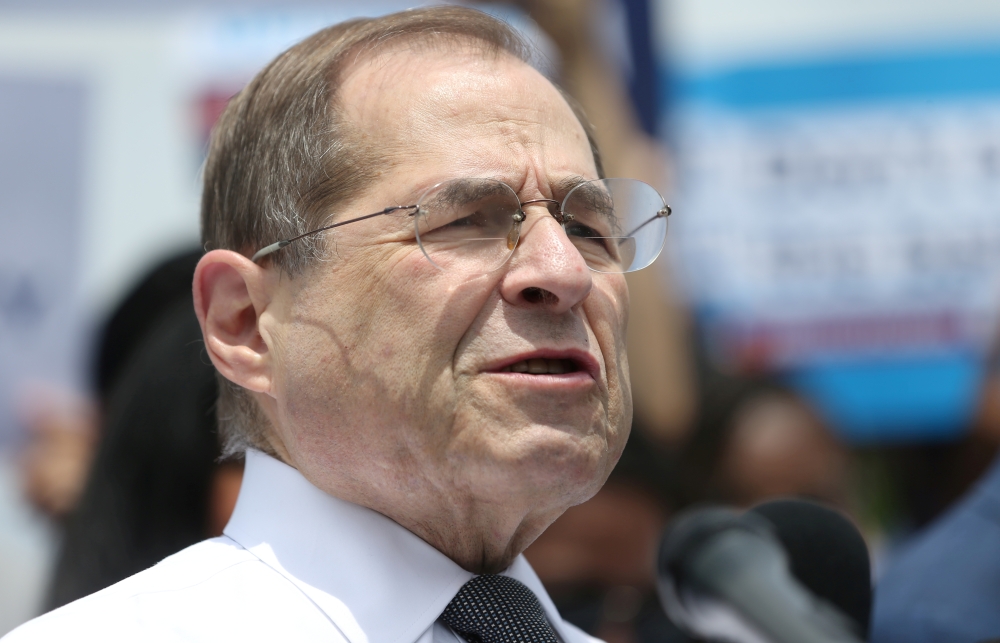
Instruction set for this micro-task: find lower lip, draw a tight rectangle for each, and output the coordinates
[484,371,597,389]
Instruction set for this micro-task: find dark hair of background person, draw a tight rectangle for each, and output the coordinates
[91,249,203,404]
[46,256,226,610]
[872,437,998,531]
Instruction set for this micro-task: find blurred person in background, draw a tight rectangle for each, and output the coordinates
[42,249,243,610]
[21,250,206,522]
[679,372,851,511]
[870,330,1000,643]
[9,250,243,632]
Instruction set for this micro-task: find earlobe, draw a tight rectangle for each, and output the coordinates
[193,250,274,394]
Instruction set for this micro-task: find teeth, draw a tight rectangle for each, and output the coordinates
[501,359,576,374]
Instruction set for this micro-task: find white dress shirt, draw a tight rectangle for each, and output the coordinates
[4,450,601,643]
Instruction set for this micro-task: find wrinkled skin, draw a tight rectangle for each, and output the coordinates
[195,45,632,573]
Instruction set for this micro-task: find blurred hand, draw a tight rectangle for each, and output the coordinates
[19,384,98,518]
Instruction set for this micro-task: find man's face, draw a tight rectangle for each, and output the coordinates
[258,45,632,551]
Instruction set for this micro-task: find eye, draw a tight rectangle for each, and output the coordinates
[442,210,490,229]
[565,221,605,241]
[566,221,623,265]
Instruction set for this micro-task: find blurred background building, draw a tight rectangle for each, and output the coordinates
[2,0,1000,640]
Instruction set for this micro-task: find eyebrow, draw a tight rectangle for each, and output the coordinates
[403,174,597,211]
[558,177,613,213]
[432,178,512,206]
[552,175,590,200]
[556,176,622,233]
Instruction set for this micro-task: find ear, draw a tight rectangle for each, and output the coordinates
[193,250,275,395]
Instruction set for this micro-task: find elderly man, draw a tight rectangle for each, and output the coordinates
[5,6,670,642]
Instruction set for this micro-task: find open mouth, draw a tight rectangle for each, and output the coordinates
[498,358,581,375]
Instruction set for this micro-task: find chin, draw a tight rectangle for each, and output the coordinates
[492,424,613,506]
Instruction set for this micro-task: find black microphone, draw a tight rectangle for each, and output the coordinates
[749,499,871,636]
[656,502,867,643]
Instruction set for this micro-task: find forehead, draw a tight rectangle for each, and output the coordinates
[337,43,597,194]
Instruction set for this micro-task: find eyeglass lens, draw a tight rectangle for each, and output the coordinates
[414,178,667,275]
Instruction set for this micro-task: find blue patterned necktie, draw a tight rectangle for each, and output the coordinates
[440,575,561,643]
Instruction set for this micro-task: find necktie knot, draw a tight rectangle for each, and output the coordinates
[440,575,560,643]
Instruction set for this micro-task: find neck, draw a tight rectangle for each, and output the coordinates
[391,501,562,574]
[263,427,585,574]
[303,457,567,573]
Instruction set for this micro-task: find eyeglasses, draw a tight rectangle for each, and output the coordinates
[251,177,671,274]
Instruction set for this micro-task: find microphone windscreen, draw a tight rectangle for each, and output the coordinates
[749,499,871,637]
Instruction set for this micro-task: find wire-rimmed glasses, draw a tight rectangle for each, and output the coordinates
[251,177,671,274]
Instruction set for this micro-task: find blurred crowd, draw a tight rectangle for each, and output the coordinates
[5,1,1000,642]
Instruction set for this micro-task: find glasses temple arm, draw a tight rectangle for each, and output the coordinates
[251,204,418,262]
[623,205,672,238]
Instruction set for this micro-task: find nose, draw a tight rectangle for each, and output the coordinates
[498,209,593,313]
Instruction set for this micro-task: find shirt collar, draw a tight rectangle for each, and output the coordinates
[224,450,575,643]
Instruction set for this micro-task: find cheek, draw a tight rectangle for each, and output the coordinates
[586,276,632,436]
[273,249,499,455]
